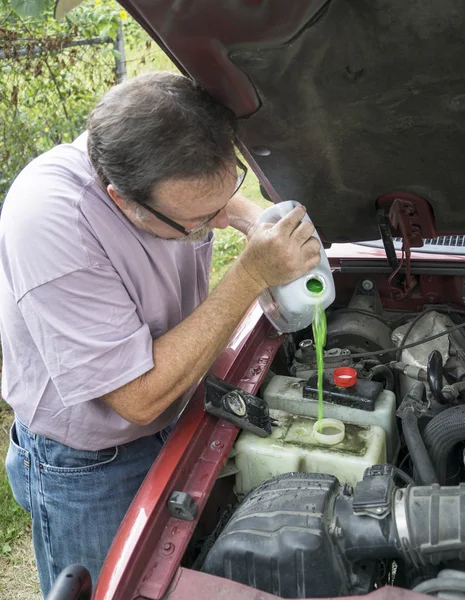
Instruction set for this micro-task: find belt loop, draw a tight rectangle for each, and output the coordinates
[15,416,36,441]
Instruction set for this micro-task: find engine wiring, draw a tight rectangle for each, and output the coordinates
[328,308,407,324]
[389,465,415,486]
[348,320,465,360]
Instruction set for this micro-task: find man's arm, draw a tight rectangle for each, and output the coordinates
[226,192,272,237]
[102,206,320,425]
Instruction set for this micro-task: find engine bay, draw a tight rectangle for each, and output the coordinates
[196,274,465,599]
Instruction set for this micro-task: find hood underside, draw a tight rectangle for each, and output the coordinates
[117,0,465,243]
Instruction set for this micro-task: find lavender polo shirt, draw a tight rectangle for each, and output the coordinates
[0,134,213,450]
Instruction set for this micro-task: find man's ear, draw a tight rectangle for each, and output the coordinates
[107,184,126,211]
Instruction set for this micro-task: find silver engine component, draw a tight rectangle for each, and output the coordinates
[292,343,352,379]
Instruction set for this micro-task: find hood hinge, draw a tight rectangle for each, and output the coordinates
[376,194,437,299]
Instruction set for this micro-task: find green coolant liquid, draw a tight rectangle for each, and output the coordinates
[312,301,327,423]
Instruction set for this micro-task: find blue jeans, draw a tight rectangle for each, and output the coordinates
[5,418,168,598]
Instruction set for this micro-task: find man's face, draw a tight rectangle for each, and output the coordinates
[134,166,237,242]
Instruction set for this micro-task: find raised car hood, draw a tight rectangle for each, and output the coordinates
[118,0,465,243]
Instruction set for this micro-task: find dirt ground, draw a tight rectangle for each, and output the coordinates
[0,528,41,600]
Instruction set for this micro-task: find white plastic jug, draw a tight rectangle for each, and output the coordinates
[256,200,335,332]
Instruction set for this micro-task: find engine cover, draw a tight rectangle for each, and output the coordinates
[202,473,376,598]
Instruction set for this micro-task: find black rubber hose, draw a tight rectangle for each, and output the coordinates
[423,405,465,485]
[368,365,395,391]
[403,409,439,485]
[401,383,438,485]
[427,350,448,405]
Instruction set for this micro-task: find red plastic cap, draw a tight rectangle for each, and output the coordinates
[333,367,357,388]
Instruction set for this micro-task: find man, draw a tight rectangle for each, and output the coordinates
[0,71,320,595]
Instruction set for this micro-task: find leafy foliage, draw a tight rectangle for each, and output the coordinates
[10,0,46,18]
[0,0,151,200]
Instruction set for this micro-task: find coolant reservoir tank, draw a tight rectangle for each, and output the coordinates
[256,201,335,333]
[234,409,386,496]
[263,375,399,461]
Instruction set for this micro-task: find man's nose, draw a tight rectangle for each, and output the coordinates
[210,208,229,230]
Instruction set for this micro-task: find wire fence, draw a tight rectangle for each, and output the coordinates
[0,12,175,201]
[0,25,118,198]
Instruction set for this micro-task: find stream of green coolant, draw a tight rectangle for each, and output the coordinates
[311,301,327,423]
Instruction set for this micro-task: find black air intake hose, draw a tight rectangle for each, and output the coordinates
[345,482,465,568]
[203,472,465,599]
[423,405,465,485]
[400,383,438,485]
[391,483,465,569]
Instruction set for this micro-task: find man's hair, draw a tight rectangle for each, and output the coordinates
[87,71,237,206]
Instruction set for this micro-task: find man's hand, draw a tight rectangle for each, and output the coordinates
[238,205,321,291]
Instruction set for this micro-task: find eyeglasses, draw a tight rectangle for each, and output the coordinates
[141,158,248,237]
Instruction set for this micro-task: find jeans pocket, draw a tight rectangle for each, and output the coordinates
[42,437,119,474]
[5,422,31,512]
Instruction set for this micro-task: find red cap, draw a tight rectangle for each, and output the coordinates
[333,367,357,388]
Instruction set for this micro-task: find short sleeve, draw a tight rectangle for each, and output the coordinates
[18,264,154,407]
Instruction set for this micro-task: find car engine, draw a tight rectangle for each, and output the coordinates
[200,279,465,598]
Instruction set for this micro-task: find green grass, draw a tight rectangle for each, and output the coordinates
[209,170,270,290]
[0,401,31,557]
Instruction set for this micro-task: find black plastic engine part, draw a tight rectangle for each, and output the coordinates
[202,473,377,598]
[303,373,382,411]
[203,470,465,598]
[204,375,273,437]
[423,405,465,485]
[352,464,396,517]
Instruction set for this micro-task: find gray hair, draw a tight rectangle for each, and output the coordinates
[87,71,236,206]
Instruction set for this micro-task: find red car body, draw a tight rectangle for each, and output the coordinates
[77,1,465,598]
[91,250,464,600]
